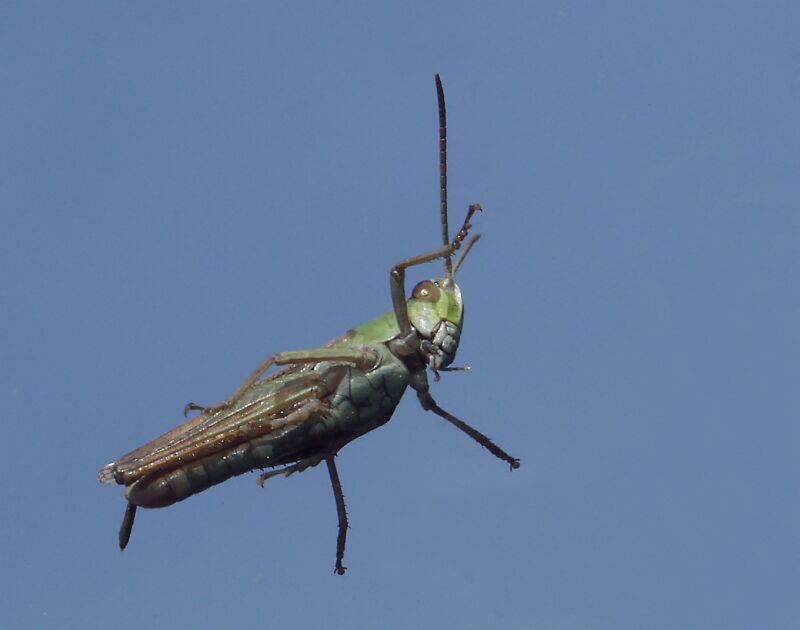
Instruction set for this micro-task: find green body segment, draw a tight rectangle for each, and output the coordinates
[347,311,401,346]
[348,278,463,344]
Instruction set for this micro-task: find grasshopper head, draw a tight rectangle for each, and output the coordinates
[405,226,481,372]
[407,277,463,371]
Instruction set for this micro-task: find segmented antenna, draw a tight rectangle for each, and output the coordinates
[435,74,453,278]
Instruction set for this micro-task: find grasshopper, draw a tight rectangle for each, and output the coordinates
[99,75,520,574]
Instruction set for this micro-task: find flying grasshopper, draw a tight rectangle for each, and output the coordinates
[99,75,520,574]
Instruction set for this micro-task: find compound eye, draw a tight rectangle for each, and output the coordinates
[411,280,441,302]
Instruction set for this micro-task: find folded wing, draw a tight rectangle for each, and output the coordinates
[99,366,337,486]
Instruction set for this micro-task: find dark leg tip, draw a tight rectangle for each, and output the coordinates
[510,459,521,470]
[118,502,137,550]
[183,402,203,417]
[334,565,347,576]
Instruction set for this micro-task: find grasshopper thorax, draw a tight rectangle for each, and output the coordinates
[407,278,463,371]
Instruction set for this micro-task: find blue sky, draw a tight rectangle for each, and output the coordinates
[1,3,798,629]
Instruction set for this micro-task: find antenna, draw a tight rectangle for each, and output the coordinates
[452,234,481,277]
[435,74,452,278]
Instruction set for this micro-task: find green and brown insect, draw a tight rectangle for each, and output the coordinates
[99,75,520,574]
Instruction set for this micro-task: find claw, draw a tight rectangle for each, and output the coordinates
[257,454,325,487]
[257,469,287,487]
[183,402,204,417]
